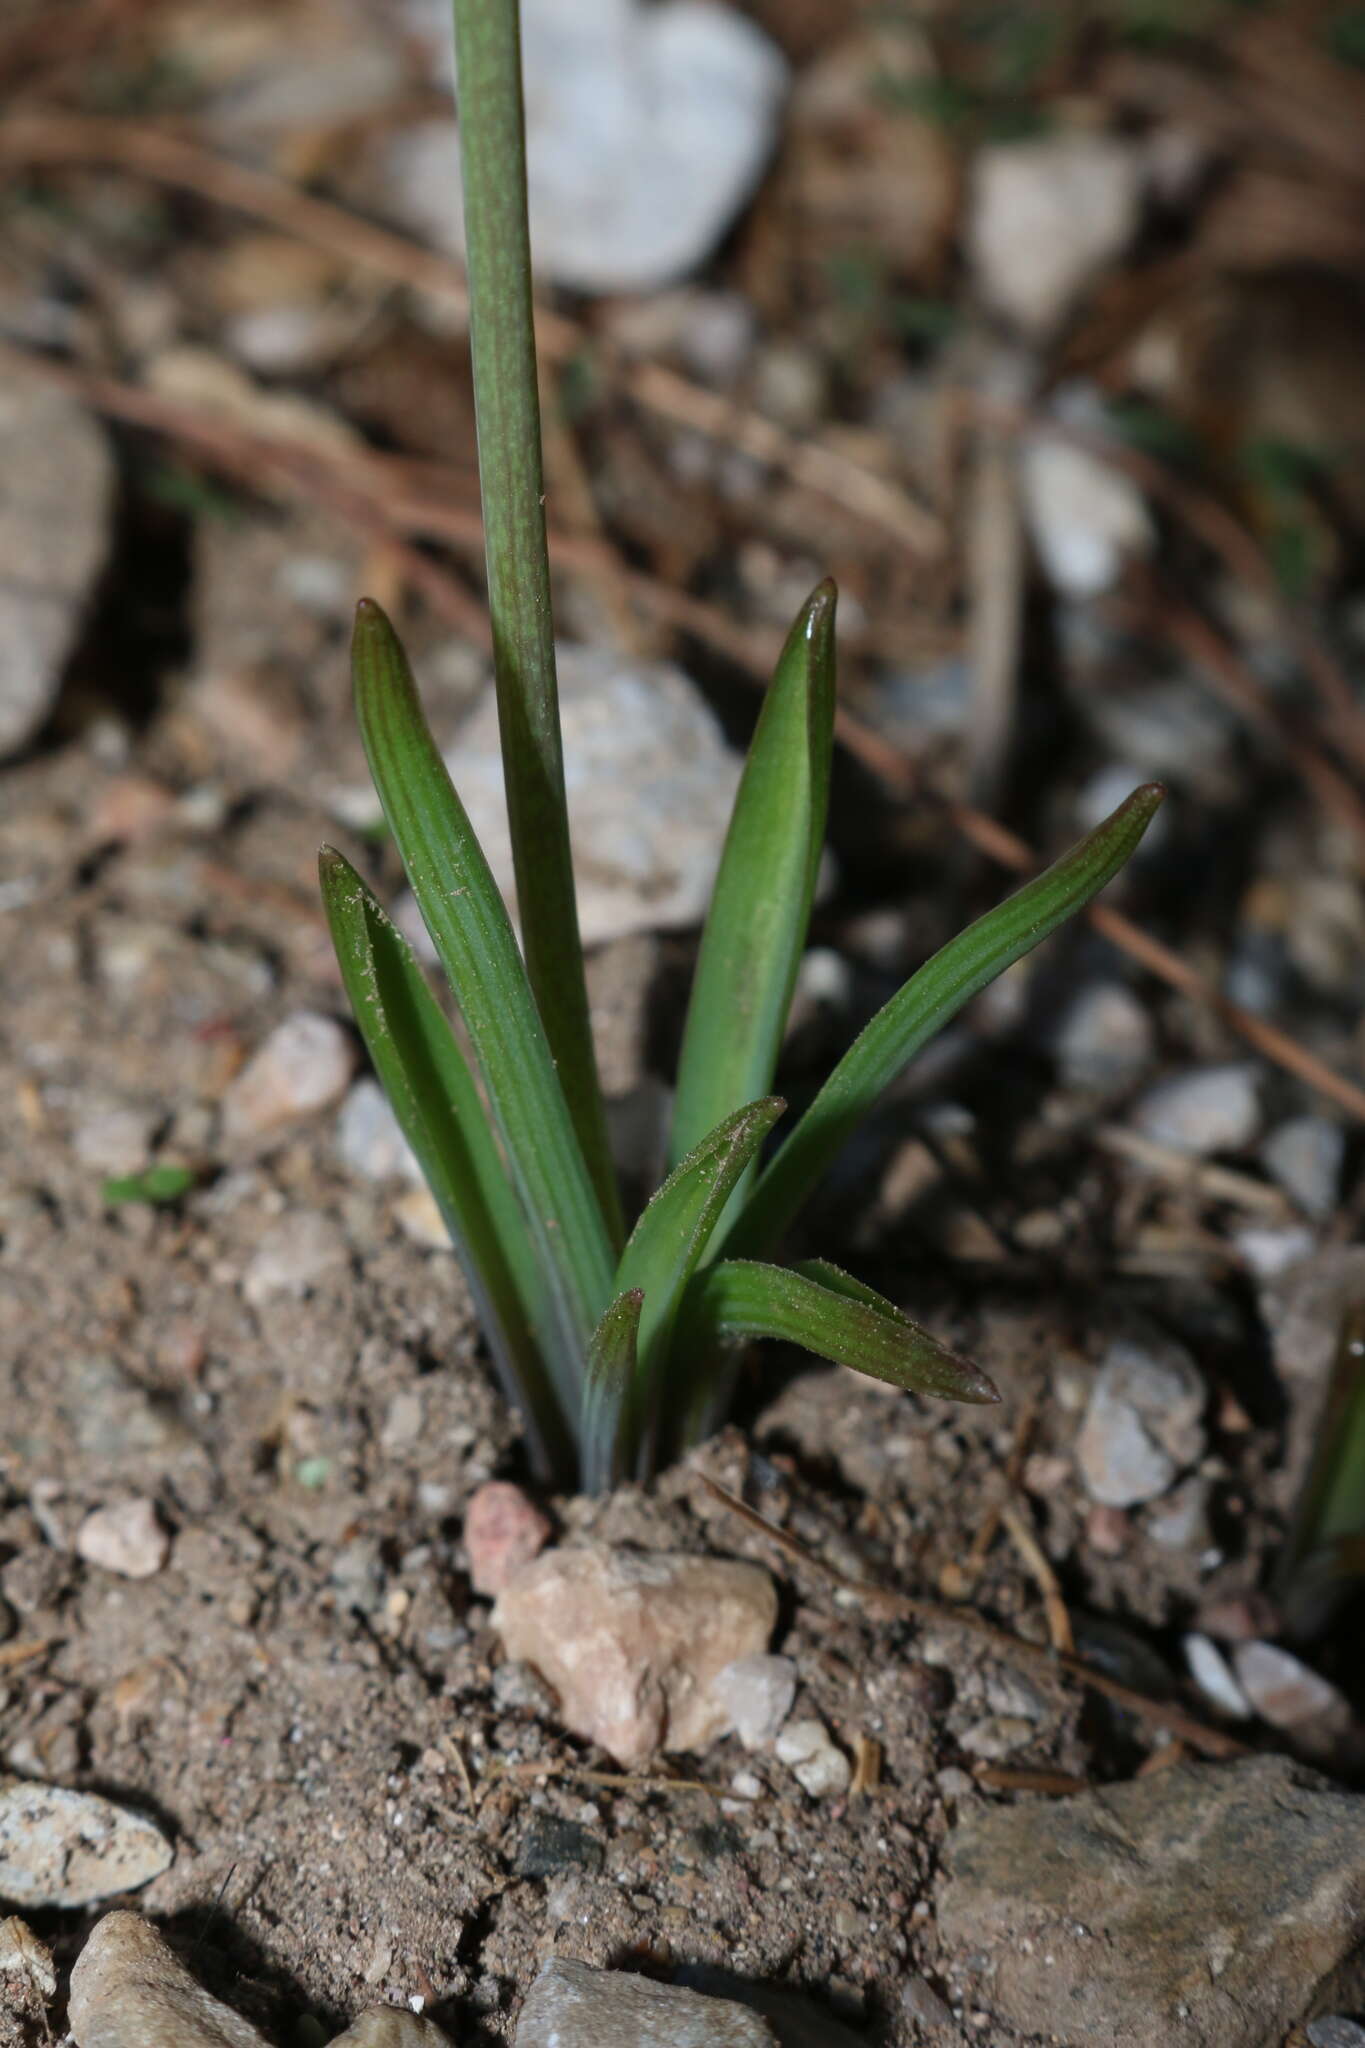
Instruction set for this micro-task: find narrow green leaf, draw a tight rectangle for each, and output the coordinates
[615,1095,785,1471]
[450,0,622,1248]
[320,845,574,1480]
[673,1254,915,1454]
[727,783,1165,1256]
[790,1258,913,1318]
[669,582,837,1170]
[350,602,616,1368]
[580,1288,644,1497]
[680,1260,1000,1404]
[101,1164,196,1207]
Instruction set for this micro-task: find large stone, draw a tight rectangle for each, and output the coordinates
[514,1958,776,2047]
[938,1755,1365,2047]
[70,1914,270,2048]
[391,0,787,294]
[0,1785,172,1910]
[70,1917,454,2048]
[331,2013,454,2048]
[0,388,114,758]
[492,1544,777,1765]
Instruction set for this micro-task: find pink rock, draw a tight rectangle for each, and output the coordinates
[492,1543,778,1766]
[463,1482,551,1596]
[1085,1503,1130,1557]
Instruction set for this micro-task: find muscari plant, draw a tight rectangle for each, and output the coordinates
[318,0,1163,1492]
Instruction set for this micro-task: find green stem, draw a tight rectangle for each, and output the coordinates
[450,0,622,1248]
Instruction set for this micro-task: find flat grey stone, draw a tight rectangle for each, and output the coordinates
[70,1913,269,2048]
[515,1959,776,2046]
[0,1783,171,1910]
[938,1755,1365,2047]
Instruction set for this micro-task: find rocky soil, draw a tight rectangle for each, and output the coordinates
[4,1,1365,2044]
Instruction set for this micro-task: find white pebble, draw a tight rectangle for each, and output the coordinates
[1075,1331,1205,1508]
[221,1012,356,1142]
[1261,1115,1343,1220]
[711,1653,797,1749]
[337,1078,421,1184]
[775,1717,851,1798]
[1133,1063,1260,1157]
[1232,1641,1348,1730]
[1183,1634,1251,1720]
[76,1499,170,1580]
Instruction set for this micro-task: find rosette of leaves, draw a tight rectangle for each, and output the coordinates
[319,0,1163,1490]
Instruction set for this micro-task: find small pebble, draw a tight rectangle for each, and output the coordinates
[330,1536,386,1614]
[969,132,1141,336]
[1183,1634,1252,1720]
[1145,1476,1211,1552]
[463,1482,551,1597]
[491,1660,559,1716]
[494,1545,776,1765]
[774,1717,851,1798]
[1075,1330,1205,1508]
[1235,1223,1316,1279]
[1261,1115,1343,1220]
[72,1103,160,1177]
[221,1012,356,1143]
[76,1499,170,1580]
[242,1210,348,1306]
[514,1957,774,2047]
[711,1654,797,1749]
[393,1187,450,1250]
[936,1766,975,1800]
[1232,1641,1348,1730]
[1132,1063,1260,1156]
[337,1079,421,1183]
[958,1714,1035,1760]
[1308,2020,1365,2048]
[0,1915,56,2003]
[1051,981,1154,1090]
[1020,432,1153,597]
[514,1815,603,1879]
[901,1975,955,2028]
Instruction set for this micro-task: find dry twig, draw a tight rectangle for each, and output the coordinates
[7,332,1364,1130]
[0,111,942,553]
[699,1476,1246,1763]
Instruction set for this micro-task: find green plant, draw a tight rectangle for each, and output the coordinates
[319,0,1164,1490]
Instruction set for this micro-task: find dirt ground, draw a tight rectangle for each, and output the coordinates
[4,2,1365,2043]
